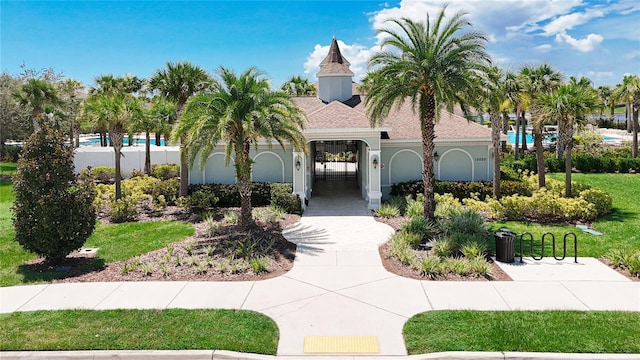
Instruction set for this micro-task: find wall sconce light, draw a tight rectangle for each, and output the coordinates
[295,157,301,171]
[434,151,439,161]
[372,157,379,169]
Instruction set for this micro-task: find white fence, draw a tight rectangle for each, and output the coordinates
[74,146,180,177]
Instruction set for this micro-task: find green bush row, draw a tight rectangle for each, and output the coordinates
[390,179,531,201]
[502,152,640,174]
[187,182,301,214]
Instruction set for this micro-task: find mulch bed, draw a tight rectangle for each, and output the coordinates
[374,215,512,281]
[24,205,300,284]
[378,241,512,281]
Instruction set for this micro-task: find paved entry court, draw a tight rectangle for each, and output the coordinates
[276,179,404,354]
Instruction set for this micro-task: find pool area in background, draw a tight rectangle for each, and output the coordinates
[80,136,166,146]
[506,131,618,146]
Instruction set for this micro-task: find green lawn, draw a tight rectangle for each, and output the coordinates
[0,162,17,175]
[0,309,278,354]
[0,180,194,286]
[490,173,640,257]
[404,310,640,354]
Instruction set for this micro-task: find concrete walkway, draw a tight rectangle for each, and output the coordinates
[1,180,639,357]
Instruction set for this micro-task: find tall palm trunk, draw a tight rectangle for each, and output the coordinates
[501,112,509,135]
[514,109,520,159]
[144,130,151,175]
[421,92,437,222]
[490,109,501,199]
[565,138,573,197]
[176,104,190,197]
[520,111,527,150]
[237,141,254,227]
[155,133,162,147]
[110,131,124,199]
[633,105,639,158]
[627,102,632,133]
[533,126,546,188]
[179,134,189,197]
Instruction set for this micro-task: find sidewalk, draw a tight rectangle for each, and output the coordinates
[1,181,639,357]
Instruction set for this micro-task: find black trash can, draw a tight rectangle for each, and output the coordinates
[494,230,516,263]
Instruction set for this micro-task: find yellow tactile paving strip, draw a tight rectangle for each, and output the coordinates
[303,336,380,354]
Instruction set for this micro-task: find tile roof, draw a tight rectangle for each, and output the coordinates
[293,95,492,141]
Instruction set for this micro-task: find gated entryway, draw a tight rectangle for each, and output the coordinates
[313,140,358,181]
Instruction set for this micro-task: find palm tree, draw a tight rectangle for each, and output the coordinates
[518,64,562,189]
[149,62,211,197]
[613,75,640,158]
[555,76,593,158]
[84,93,144,199]
[484,67,506,198]
[365,6,491,221]
[596,85,613,124]
[90,75,144,146]
[281,75,316,96]
[149,97,177,147]
[13,78,61,132]
[175,67,307,227]
[538,82,599,197]
[502,71,525,159]
[131,102,156,175]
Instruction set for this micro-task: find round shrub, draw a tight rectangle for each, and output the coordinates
[558,197,597,221]
[12,126,96,262]
[108,197,138,223]
[88,166,118,184]
[579,188,612,217]
[151,163,180,180]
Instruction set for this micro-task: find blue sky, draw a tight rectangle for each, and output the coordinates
[2,0,639,89]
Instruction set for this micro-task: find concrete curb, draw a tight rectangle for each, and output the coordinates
[2,351,640,360]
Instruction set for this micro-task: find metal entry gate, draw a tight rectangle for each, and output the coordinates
[314,140,358,181]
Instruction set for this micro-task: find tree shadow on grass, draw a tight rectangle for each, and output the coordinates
[17,257,105,283]
[600,208,637,223]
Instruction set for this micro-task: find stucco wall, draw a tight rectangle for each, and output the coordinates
[74,146,180,176]
[189,147,293,185]
[380,142,493,198]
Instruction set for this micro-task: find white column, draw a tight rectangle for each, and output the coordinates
[292,151,306,209]
[368,150,382,209]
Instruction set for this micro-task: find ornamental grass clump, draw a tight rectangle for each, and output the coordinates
[418,257,443,279]
[375,203,401,218]
[400,217,438,244]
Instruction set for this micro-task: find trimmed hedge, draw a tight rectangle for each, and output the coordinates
[390,179,531,201]
[503,151,640,174]
[270,183,302,215]
[187,182,301,214]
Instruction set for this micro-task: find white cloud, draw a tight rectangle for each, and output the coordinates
[625,50,640,60]
[535,44,553,53]
[303,40,376,82]
[542,9,605,36]
[586,71,614,81]
[555,32,603,53]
